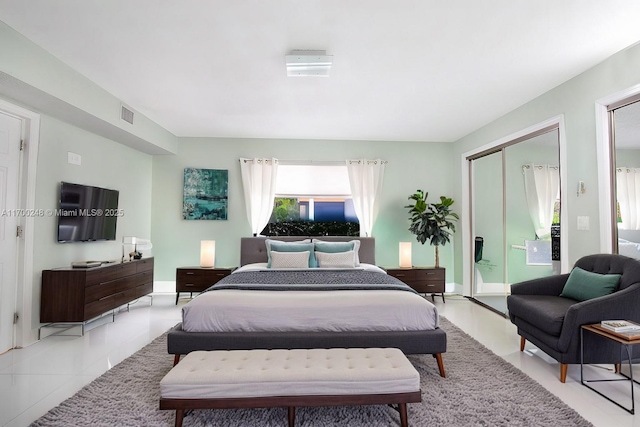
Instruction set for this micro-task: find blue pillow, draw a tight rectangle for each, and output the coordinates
[314,240,361,266]
[266,240,316,268]
[560,266,621,301]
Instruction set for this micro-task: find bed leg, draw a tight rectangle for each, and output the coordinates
[288,406,295,427]
[399,402,408,427]
[434,353,446,378]
[173,354,181,366]
[175,409,184,427]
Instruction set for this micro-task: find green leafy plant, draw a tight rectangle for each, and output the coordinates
[405,190,459,267]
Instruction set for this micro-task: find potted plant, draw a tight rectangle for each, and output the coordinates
[405,190,459,268]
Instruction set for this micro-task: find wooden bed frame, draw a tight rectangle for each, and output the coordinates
[166,236,447,376]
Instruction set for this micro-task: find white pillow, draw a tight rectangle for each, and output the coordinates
[270,250,311,269]
[313,239,361,266]
[315,250,356,268]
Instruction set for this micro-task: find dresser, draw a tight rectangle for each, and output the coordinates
[175,267,234,304]
[40,257,154,324]
[386,267,445,302]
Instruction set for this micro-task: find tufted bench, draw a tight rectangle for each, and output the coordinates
[160,348,422,427]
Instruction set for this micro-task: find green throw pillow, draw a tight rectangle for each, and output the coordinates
[560,266,621,301]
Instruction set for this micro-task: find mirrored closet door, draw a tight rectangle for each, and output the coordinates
[610,100,640,259]
[469,128,560,316]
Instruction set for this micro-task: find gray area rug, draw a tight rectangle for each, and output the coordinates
[31,317,592,426]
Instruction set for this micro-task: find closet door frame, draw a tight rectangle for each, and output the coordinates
[461,115,568,296]
[596,84,640,254]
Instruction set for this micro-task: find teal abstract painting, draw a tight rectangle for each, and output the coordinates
[183,168,228,220]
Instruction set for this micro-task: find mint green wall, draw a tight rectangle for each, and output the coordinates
[151,138,456,281]
[30,115,152,333]
[452,41,640,287]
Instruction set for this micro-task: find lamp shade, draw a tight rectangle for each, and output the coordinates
[200,240,216,268]
[399,242,412,268]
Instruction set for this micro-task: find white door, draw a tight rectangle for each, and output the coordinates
[0,111,21,353]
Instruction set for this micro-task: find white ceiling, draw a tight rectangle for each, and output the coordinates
[2,1,640,143]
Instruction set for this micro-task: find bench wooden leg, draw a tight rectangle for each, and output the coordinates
[399,402,408,427]
[175,409,184,427]
[560,363,568,383]
[434,353,446,378]
[520,336,526,352]
[288,406,295,427]
[173,354,181,366]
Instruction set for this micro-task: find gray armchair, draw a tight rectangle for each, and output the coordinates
[507,254,640,382]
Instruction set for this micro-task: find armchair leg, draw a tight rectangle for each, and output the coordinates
[520,336,526,352]
[560,364,567,383]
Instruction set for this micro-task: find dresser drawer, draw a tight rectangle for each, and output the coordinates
[85,275,139,303]
[386,269,416,282]
[176,268,233,292]
[86,263,137,286]
[409,280,445,293]
[136,258,154,273]
[415,268,445,282]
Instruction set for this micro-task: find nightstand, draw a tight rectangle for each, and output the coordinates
[386,267,446,303]
[175,267,234,304]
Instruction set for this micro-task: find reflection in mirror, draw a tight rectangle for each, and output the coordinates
[613,100,640,259]
[470,129,560,316]
[505,131,560,287]
[472,151,506,314]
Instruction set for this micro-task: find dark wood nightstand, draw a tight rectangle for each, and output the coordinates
[386,267,446,303]
[175,267,234,304]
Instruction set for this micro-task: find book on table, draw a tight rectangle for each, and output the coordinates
[600,320,640,333]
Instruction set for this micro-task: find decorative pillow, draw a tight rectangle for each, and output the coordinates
[270,250,311,269]
[265,239,316,268]
[313,240,361,266]
[315,250,356,268]
[559,266,621,301]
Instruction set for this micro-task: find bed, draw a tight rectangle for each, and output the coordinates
[167,236,447,376]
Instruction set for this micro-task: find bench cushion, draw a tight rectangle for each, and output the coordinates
[160,348,420,399]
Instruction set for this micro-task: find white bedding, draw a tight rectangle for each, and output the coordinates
[181,264,439,333]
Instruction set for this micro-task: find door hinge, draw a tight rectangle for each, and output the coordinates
[16,225,23,238]
[13,312,19,325]
[19,140,25,151]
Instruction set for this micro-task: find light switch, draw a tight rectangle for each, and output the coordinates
[67,152,81,165]
[577,216,589,230]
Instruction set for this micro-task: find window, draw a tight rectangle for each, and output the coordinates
[260,163,359,236]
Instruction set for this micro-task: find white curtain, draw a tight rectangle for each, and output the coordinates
[617,167,640,230]
[239,158,278,235]
[522,164,559,239]
[346,159,386,237]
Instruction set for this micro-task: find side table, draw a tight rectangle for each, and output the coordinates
[175,267,234,305]
[385,267,445,303]
[580,324,640,414]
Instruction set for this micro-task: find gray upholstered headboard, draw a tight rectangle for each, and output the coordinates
[240,237,376,266]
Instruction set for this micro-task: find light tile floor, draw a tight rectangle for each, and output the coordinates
[0,293,639,426]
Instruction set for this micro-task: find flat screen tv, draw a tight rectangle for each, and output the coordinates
[57,182,120,242]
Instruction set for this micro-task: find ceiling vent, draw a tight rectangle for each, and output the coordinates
[120,105,134,124]
[285,50,333,77]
